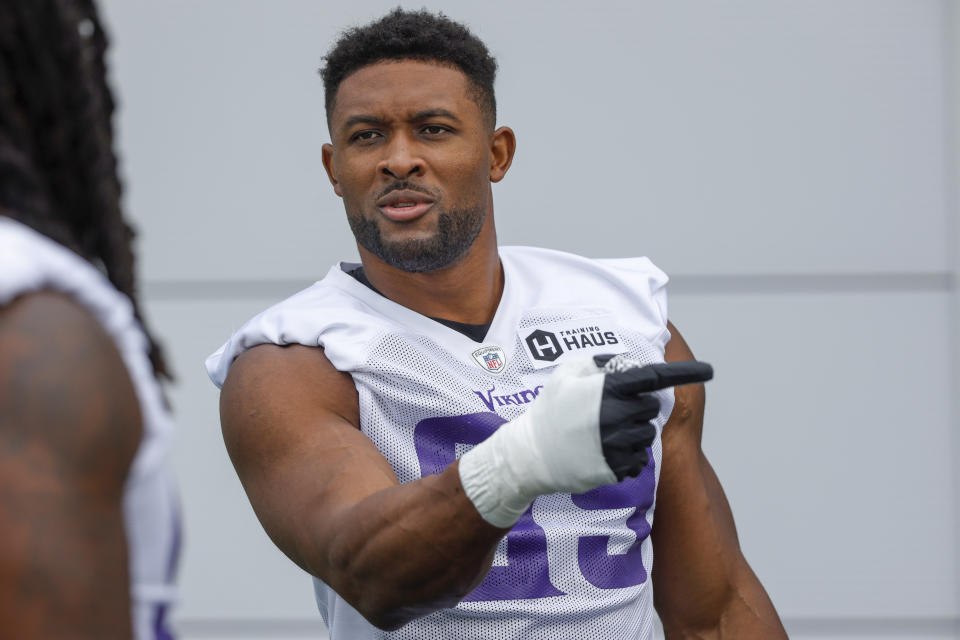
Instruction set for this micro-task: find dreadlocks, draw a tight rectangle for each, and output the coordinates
[0,0,170,380]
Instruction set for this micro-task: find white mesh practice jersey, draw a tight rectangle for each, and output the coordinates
[206,246,674,640]
[0,217,180,640]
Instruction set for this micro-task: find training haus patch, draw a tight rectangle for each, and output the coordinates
[521,316,627,369]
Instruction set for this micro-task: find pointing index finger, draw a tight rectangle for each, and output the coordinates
[604,360,713,395]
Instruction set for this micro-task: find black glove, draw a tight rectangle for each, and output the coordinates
[593,356,714,480]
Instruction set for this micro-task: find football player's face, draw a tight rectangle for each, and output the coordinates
[322,60,497,272]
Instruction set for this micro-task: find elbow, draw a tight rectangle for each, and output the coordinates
[355,594,462,632]
[352,593,424,632]
[655,581,735,636]
[322,550,443,630]
[347,567,477,631]
[321,524,488,630]
[359,607,409,632]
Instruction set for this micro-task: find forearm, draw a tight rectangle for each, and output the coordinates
[653,450,785,638]
[653,448,740,626]
[307,461,504,629]
[659,563,786,640]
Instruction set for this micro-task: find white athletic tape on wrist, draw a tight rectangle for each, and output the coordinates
[458,357,617,528]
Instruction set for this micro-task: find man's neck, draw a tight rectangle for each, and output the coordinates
[357,228,503,325]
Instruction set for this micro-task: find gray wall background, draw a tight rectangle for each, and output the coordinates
[98,1,958,638]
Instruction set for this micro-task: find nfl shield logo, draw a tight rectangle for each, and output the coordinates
[483,353,502,370]
[471,345,506,375]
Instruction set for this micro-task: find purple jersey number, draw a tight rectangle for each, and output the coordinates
[413,412,655,601]
[571,463,655,588]
[414,412,563,601]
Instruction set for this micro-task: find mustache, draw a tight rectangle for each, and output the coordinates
[375,181,438,202]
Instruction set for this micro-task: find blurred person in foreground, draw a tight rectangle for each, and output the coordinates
[207,9,786,639]
[0,1,179,638]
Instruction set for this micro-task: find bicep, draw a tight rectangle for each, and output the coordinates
[662,320,705,442]
[219,343,399,573]
[662,320,738,538]
[0,292,141,638]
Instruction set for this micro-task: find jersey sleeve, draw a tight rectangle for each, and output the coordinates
[205,290,321,389]
[204,283,378,389]
[595,256,671,352]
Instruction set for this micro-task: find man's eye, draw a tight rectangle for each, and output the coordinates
[351,130,382,142]
[421,125,449,136]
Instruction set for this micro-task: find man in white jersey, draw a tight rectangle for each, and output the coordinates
[207,9,786,638]
[0,1,179,638]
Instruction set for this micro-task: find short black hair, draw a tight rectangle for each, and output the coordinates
[320,8,498,127]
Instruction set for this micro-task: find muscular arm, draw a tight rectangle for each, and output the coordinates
[0,292,141,639]
[220,344,506,630]
[652,322,786,638]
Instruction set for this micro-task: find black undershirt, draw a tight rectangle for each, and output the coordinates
[345,265,492,343]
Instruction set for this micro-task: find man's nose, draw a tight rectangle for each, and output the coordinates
[378,135,424,179]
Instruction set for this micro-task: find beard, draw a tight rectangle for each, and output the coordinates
[347,202,486,273]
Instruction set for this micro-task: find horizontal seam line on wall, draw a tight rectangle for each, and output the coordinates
[143,273,956,301]
[784,616,960,635]
[669,272,954,295]
[176,618,324,634]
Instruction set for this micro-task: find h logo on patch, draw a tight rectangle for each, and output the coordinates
[471,345,507,375]
[525,329,563,362]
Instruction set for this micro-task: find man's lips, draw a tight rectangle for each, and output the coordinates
[376,190,435,222]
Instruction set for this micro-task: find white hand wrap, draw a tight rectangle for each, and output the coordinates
[458,357,617,528]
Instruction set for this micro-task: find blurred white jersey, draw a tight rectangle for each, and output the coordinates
[0,217,180,640]
[207,246,673,640]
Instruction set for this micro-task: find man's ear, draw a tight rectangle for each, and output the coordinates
[322,143,343,197]
[489,127,516,183]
